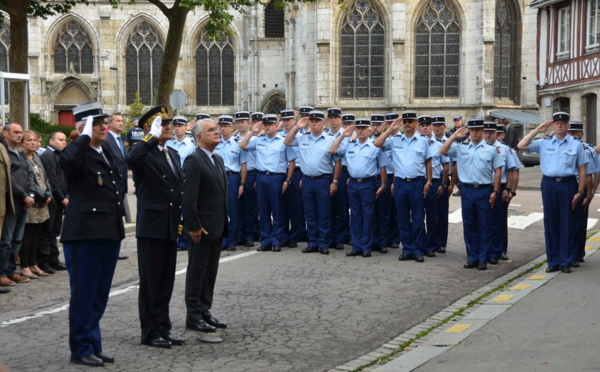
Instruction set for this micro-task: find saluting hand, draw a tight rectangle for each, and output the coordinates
[536,120,554,134]
[390,118,403,132]
[190,227,208,243]
[453,127,468,139]
[81,115,94,138]
[297,117,309,129]
[149,116,162,138]
[342,125,355,137]
[251,123,263,135]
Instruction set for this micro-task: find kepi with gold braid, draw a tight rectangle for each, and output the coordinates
[139,104,172,130]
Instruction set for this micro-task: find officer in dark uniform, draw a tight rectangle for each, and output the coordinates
[124,117,145,152]
[127,105,185,349]
[60,103,125,367]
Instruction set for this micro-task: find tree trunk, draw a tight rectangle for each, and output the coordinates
[156,6,189,113]
[7,0,29,127]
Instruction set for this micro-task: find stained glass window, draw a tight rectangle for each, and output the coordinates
[415,0,460,98]
[126,22,164,104]
[196,30,234,106]
[265,2,285,38]
[0,23,9,104]
[494,0,520,102]
[54,21,93,74]
[340,0,385,99]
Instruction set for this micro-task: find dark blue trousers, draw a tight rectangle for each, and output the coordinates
[223,173,240,248]
[237,172,259,243]
[281,169,303,244]
[302,176,331,249]
[461,185,492,263]
[64,239,120,359]
[329,170,349,246]
[394,178,426,256]
[541,176,577,267]
[437,182,449,249]
[348,179,376,253]
[489,184,507,260]
[573,186,587,263]
[257,173,285,247]
[424,179,440,253]
[389,190,400,246]
[373,176,393,250]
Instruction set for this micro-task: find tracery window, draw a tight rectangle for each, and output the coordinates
[494,0,520,102]
[195,29,234,106]
[340,0,385,99]
[54,21,94,74]
[415,0,460,98]
[126,22,164,105]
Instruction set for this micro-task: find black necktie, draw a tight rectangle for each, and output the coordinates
[212,154,221,174]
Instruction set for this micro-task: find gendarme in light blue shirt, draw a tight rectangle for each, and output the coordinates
[166,136,195,167]
[279,130,301,168]
[583,141,600,175]
[493,140,516,183]
[215,135,247,172]
[246,134,297,173]
[327,129,349,167]
[429,137,449,179]
[291,132,339,176]
[447,141,505,184]
[235,133,257,171]
[527,134,587,177]
[382,134,432,178]
[338,138,387,179]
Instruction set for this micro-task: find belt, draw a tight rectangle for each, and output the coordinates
[543,176,576,183]
[395,176,424,182]
[431,178,440,181]
[226,171,240,176]
[305,174,330,179]
[350,176,376,183]
[341,166,348,173]
[247,170,258,175]
[259,171,285,176]
[463,183,492,189]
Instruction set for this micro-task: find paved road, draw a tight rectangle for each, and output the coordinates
[1,188,598,372]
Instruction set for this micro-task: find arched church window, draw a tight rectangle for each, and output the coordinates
[0,22,9,104]
[340,0,385,99]
[54,21,94,74]
[415,0,460,98]
[195,29,234,106]
[494,0,520,103]
[126,22,164,105]
[265,2,285,38]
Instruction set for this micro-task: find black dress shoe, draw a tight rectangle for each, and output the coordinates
[272,246,281,252]
[546,265,559,273]
[0,287,10,294]
[142,337,172,348]
[186,320,217,333]
[162,334,185,346]
[39,263,56,274]
[202,313,227,329]
[302,247,319,253]
[380,247,388,254]
[52,262,68,271]
[477,263,487,270]
[561,265,571,273]
[362,252,371,258]
[95,352,115,363]
[257,246,271,252]
[320,248,329,255]
[245,240,255,247]
[398,254,414,261]
[346,250,361,257]
[280,241,289,248]
[335,243,344,250]
[571,260,580,268]
[464,261,478,269]
[71,355,104,367]
[580,257,585,263]
[436,247,446,253]
[414,255,424,263]
[488,258,499,265]
[227,246,236,251]
[289,242,298,248]
[390,243,400,249]
[500,253,509,260]
[425,251,436,257]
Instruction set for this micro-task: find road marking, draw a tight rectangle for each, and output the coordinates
[588,236,600,242]
[491,294,515,302]
[448,209,462,224]
[511,204,521,207]
[506,212,544,230]
[585,245,593,251]
[0,251,259,328]
[445,324,472,333]
[511,284,532,290]
[588,219,599,230]
[529,275,547,280]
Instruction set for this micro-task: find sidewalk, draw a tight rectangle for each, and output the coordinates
[369,237,600,372]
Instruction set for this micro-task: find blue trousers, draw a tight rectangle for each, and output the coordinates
[461,185,492,263]
[281,169,303,244]
[389,189,400,246]
[373,176,393,250]
[257,173,285,247]
[573,186,587,262]
[488,184,507,260]
[329,170,349,245]
[237,172,259,243]
[348,179,376,253]
[302,176,331,249]
[424,179,440,252]
[541,177,577,267]
[64,239,120,359]
[394,178,426,256]
[0,203,27,277]
[223,173,240,248]
[437,182,449,249]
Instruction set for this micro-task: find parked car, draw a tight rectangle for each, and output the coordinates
[521,138,540,167]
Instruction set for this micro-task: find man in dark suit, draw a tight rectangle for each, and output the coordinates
[183,119,229,333]
[60,103,125,367]
[503,119,519,149]
[102,112,128,195]
[127,105,185,348]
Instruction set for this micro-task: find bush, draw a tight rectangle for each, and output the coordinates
[31,114,75,147]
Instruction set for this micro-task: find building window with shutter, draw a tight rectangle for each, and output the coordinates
[265,2,285,38]
[414,0,460,99]
[54,21,94,74]
[557,6,571,59]
[587,0,600,51]
[125,22,164,105]
[195,29,234,106]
